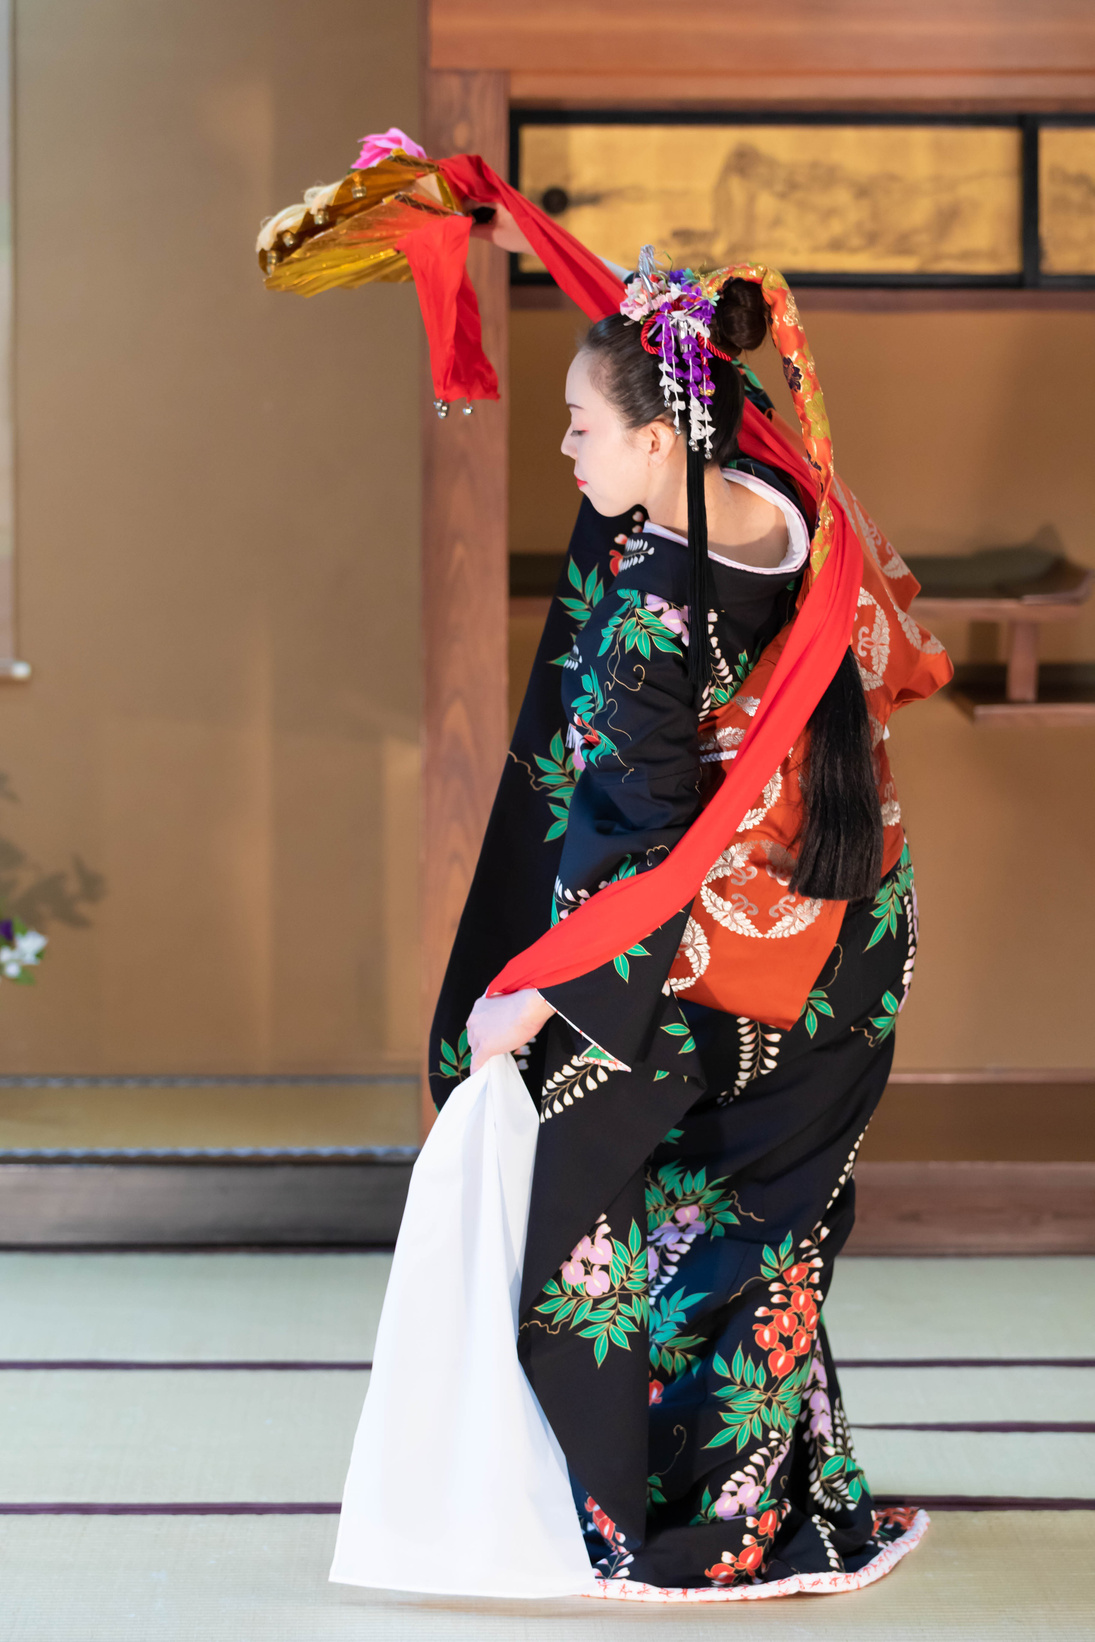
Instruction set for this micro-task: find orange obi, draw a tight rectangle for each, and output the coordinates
[667,478,953,1030]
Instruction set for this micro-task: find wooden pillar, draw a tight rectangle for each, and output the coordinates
[420,70,510,1136]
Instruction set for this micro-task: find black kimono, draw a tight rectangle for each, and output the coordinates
[430,441,920,1592]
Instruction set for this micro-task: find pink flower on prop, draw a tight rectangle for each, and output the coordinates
[354,127,427,170]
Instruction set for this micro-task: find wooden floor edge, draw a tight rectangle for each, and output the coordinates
[0,1158,1089,1252]
[848,1161,1095,1255]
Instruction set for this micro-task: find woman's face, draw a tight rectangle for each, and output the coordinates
[560,351,673,518]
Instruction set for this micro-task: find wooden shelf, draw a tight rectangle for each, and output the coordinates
[948,663,1095,725]
[909,547,1094,711]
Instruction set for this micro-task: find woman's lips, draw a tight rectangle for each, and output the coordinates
[576,479,587,489]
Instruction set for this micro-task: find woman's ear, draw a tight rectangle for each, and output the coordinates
[646,418,678,468]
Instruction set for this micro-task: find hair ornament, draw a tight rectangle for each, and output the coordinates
[619,245,736,459]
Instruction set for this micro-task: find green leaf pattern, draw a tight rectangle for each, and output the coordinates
[531,730,578,842]
[864,841,914,951]
[535,1215,649,1368]
[598,588,687,661]
[437,1028,471,1085]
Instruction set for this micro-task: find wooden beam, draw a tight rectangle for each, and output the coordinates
[432,0,1095,107]
[420,70,510,1138]
[507,73,1095,108]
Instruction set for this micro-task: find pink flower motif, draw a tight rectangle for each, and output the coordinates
[644,594,690,645]
[674,1204,706,1228]
[562,1222,613,1295]
[353,127,427,170]
[808,1384,833,1439]
[714,1476,763,1519]
[620,285,665,321]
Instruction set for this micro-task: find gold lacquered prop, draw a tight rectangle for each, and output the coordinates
[256,153,463,295]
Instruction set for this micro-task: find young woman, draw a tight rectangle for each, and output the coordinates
[422,209,951,1596]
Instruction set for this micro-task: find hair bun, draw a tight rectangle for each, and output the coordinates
[711,278,769,355]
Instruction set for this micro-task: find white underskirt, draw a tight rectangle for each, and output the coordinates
[328,1053,599,1599]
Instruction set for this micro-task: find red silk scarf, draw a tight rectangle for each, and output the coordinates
[488,454,860,994]
[395,153,864,996]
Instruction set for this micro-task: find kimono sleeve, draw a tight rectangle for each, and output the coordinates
[537,585,704,1073]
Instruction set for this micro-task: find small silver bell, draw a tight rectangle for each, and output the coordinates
[434,399,450,419]
[461,400,474,417]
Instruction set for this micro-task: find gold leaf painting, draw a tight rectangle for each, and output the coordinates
[519,124,1023,278]
[1040,128,1095,275]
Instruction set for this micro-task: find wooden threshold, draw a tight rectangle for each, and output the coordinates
[847,1163,1095,1256]
[0,1156,1089,1251]
[0,1158,413,1247]
[886,1067,1094,1083]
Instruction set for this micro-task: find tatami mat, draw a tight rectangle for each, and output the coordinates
[2,1367,1090,1506]
[0,1253,389,1360]
[855,1428,1095,1500]
[1,1254,1093,1636]
[4,1252,1092,1365]
[1,1368,1087,1506]
[841,1364,1095,1424]
[823,1257,1095,1359]
[2,1512,1092,1642]
[0,1370,366,1502]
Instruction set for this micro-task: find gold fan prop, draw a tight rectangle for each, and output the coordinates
[255,152,463,295]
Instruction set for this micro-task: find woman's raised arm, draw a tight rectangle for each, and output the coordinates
[468,200,630,280]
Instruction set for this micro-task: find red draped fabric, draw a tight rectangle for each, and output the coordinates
[395,152,864,996]
[487,420,861,994]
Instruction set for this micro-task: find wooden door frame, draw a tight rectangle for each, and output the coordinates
[420,69,511,1136]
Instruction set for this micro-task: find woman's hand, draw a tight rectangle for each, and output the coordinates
[466,201,533,256]
[466,988,555,1073]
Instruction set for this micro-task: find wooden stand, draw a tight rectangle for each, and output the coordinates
[911,556,1095,725]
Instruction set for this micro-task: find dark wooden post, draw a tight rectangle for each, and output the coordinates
[420,70,510,1136]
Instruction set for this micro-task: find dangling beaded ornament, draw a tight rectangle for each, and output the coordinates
[619,245,737,457]
[619,246,743,691]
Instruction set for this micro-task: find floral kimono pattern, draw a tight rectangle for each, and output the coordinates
[430,378,941,1593]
